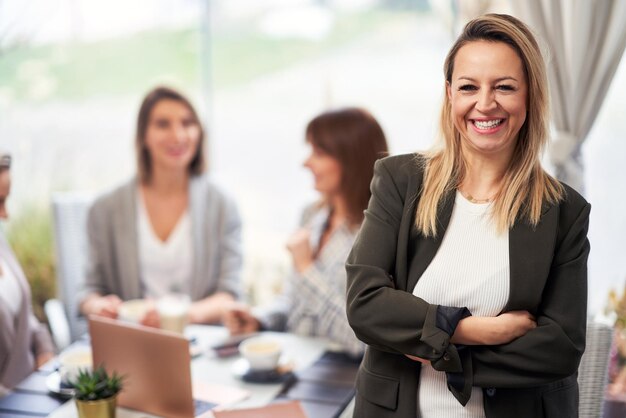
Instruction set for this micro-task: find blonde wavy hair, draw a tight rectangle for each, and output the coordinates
[416,13,564,237]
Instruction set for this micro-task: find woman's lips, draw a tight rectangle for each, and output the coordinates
[166,148,188,157]
[469,118,506,134]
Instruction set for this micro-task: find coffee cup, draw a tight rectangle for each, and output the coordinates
[118,299,151,324]
[157,293,191,334]
[239,336,282,371]
[58,348,92,385]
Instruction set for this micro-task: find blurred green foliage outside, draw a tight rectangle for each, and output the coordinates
[6,205,56,322]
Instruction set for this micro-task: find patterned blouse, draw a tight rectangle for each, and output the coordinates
[254,203,364,357]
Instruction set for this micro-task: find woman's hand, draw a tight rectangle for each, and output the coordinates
[286,228,314,273]
[492,311,537,343]
[451,310,537,345]
[222,303,261,335]
[81,294,122,318]
[187,292,235,324]
[405,354,431,365]
[36,352,55,369]
[140,306,161,328]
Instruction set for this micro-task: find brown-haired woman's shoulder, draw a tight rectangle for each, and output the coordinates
[190,173,239,212]
[88,178,137,220]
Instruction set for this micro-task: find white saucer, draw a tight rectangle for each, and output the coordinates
[46,371,75,398]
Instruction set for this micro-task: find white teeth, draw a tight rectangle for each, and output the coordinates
[473,119,503,129]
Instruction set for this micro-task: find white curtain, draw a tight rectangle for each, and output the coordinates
[513,0,626,194]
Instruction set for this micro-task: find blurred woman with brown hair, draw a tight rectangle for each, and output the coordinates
[223,107,389,357]
[79,86,242,326]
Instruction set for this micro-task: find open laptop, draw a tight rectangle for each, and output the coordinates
[89,316,216,418]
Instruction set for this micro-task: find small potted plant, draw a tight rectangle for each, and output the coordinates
[71,365,124,418]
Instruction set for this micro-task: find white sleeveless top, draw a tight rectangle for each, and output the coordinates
[412,192,510,418]
[137,196,193,298]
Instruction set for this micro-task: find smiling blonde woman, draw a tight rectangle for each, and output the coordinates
[346,14,590,418]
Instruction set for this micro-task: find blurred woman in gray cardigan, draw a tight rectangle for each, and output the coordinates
[79,87,242,326]
[0,153,55,396]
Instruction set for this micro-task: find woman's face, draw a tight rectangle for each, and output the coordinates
[447,40,528,161]
[303,143,342,198]
[0,171,11,220]
[144,99,201,174]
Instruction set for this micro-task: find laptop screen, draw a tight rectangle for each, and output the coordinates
[89,316,197,418]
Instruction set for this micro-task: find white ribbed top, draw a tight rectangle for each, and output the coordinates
[412,192,510,418]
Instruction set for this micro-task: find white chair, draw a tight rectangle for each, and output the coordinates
[43,298,71,351]
[51,192,94,342]
[578,320,614,418]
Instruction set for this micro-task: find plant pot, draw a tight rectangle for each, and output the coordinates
[75,394,117,418]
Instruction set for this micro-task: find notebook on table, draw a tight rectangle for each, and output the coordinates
[212,400,308,418]
[89,316,247,418]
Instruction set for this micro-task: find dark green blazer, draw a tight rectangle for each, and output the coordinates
[346,153,591,418]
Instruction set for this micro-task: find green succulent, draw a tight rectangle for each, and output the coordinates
[71,366,124,401]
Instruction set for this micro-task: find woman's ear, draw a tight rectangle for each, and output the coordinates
[446,81,452,100]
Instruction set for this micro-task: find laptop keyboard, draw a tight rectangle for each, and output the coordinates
[194,399,217,416]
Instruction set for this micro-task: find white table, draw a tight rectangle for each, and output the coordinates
[46,325,354,417]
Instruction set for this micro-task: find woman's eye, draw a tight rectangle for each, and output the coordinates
[496,84,515,91]
[459,84,477,91]
[154,119,169,129]
[182,119,196,128]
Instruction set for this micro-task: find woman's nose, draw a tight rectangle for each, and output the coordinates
[173,125,187,141]
[476,89,497,113]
